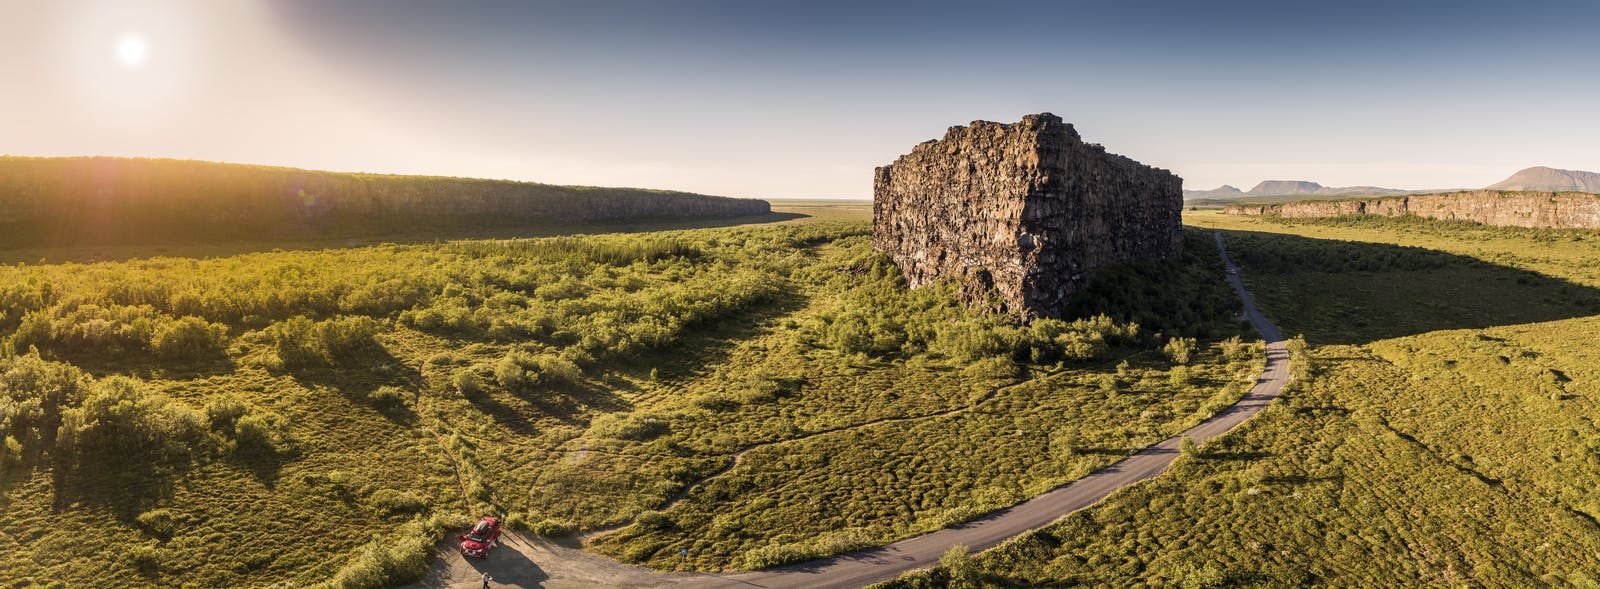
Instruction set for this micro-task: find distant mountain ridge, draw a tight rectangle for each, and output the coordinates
[1487,166,1600,193]
[1184,179,1417,200]
[0,156,771,248]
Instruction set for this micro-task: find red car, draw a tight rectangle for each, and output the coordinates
[458,516,500,558]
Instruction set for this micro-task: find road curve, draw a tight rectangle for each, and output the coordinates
[411,232,1290,589]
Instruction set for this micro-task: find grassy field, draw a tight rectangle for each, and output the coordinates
[0,204,1263,588]
[879,211,1600,587]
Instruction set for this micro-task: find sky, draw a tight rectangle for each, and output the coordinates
[2,0,1599,198]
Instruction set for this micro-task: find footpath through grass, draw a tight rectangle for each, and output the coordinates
[878,213,1600,587]
[0,213,1259,587]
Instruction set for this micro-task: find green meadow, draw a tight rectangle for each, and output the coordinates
[0,206,1261,588]
[880,211,1600,587]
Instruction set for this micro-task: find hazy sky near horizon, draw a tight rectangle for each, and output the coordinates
[3,0,1598,198]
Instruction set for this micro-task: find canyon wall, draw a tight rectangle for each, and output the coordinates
[1224,190,1600,229]
[0,157,770,246]
[873,113,1182,319]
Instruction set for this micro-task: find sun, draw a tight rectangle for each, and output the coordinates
[115,33,149,68]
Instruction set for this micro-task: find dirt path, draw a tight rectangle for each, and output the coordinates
[407,232,1290,588]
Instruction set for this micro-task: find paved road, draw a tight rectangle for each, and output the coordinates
[412,232,1290,588]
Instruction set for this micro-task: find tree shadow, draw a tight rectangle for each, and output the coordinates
[43,349,238,381]
[1216,228,1600,345]
[281,346,421,426]
[52,457,179,520]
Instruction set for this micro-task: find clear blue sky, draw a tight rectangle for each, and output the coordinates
[3,0,1598,197]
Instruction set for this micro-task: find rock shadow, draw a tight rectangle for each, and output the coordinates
[1214,228,1600,345]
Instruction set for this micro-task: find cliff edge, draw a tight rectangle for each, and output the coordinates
[1223,190,1600,229]
[0,157,771,247]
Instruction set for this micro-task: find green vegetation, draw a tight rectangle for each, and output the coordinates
[0,210,1259,586]
[877,212,1600,587]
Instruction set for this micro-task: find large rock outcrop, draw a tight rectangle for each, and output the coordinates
[873,113,1182,319]
[1224,190,1600,229]
[0,157,770,246]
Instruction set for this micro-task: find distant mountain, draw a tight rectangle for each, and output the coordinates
[1185,179,1417,202]
[1247,180,1325,195]
[1486,166,1600,193]
[1182,184,1242,199]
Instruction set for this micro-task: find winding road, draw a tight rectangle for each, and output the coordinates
[410,232,1290,588]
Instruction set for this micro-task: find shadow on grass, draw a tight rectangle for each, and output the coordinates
[42,350,237,382]
[281,346,422,426]
[1216,228,1600,345]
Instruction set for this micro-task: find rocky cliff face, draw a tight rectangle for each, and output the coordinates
[873,114,1182,319]
[0,157,770,245]
[1224,190,1600,229]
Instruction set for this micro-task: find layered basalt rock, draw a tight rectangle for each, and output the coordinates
[1224,190,1600,229]
[872,113,1183,319]
[0,157,770,246]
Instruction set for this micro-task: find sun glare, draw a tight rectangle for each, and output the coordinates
[115,33,148,68]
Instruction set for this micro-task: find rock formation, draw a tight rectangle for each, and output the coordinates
[0,157,770,246]
[1224,190,1600,229]
[873,113,1182,319]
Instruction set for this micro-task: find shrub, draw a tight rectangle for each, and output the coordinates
[204,394,250,431]
[736,369,784,404]
[0,435,21,469]
[741,542,813,570]
[962,355,1018,380]
[1164,337,1196,365]
[494,351,582,391]
[450,369,483,395]
[267,317,321,367]
[1219,335,1246,359]
[136,508,179,539]
[367,489,428,517]
[635,510,673,530]
[128,543,165,573]
[941,544,980,589]
[587,412,668,441]
[316,519,438,589]
[315,316,380,360]
[150,316,228,361]
[267,316,380,368]
[1178,436,1200,458]
[1169,365,1191,387]
[526,517,577,538]
[234,411,294,454]
[55,377,206,467]
[0,352,89,448]
[494,354,531,389]
[367,386,410,412]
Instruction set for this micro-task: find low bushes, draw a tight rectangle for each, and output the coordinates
[266,315,380,368]
[587,412,669,441]
[10,304,229,362]
[55,377,207,467]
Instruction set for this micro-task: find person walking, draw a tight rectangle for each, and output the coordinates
[481,572,492,589]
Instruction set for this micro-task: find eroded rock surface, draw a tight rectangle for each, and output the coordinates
[873,113,1182,318]
[1224,191,1600,229]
